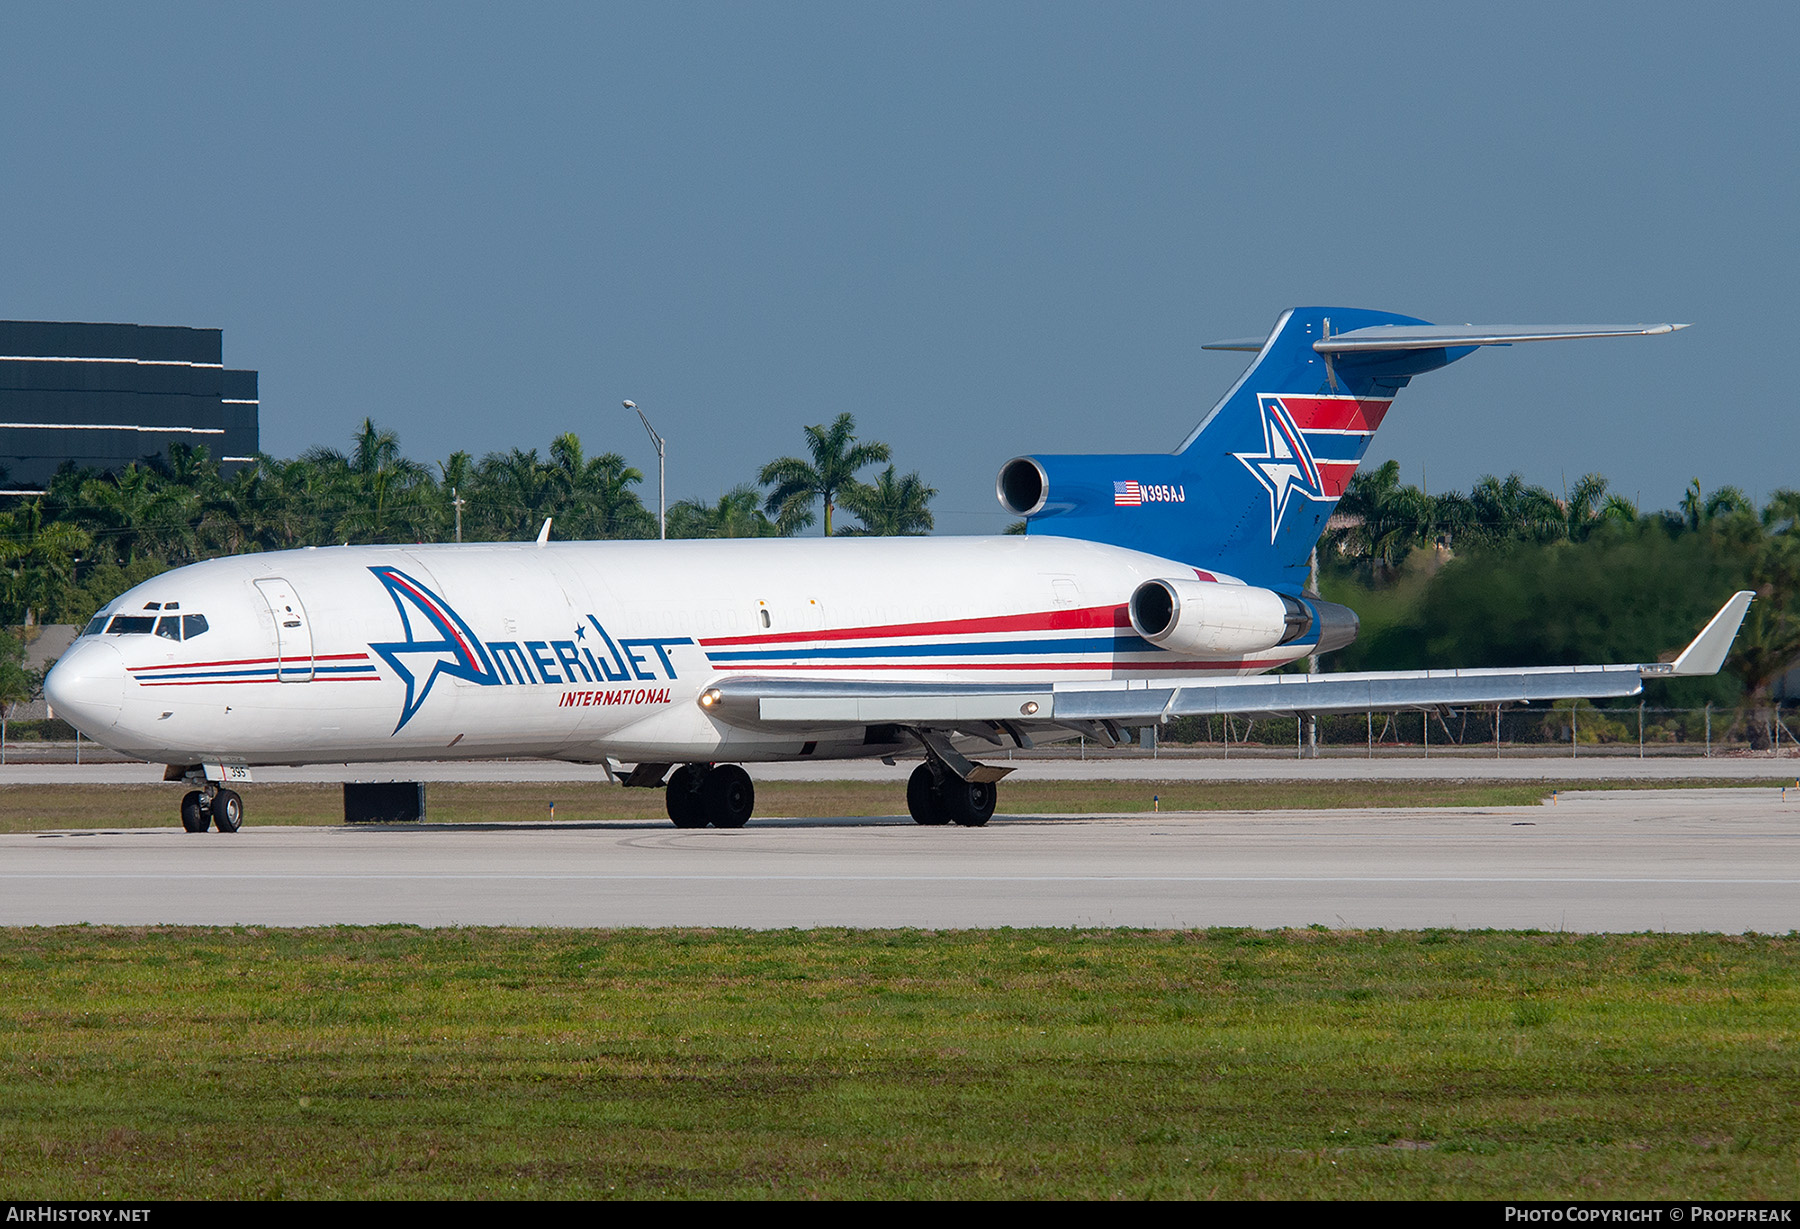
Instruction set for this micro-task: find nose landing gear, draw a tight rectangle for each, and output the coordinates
[177,779,245,833]
[211,788,244,833]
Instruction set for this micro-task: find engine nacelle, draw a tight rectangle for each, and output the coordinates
[996,453,1190,519]
[1128,578,1359,659]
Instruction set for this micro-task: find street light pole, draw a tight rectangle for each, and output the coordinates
[623,399,665,540]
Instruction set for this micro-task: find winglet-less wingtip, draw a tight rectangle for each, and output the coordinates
[1666,591,1755,676]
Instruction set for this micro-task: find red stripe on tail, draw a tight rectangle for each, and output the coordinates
[1279,396,1392,433]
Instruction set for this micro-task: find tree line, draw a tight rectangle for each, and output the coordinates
[0,429,1793,746]
[0,412,934,628]
[1322,462,1800,746]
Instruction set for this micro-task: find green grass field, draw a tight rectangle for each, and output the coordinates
[0,776,1781,833]
[2,926,1796,1199]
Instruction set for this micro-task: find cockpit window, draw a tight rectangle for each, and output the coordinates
[95,608,210,638]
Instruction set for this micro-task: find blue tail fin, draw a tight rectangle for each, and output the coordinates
[1000,307,1458,588]
[999,306,1685,589]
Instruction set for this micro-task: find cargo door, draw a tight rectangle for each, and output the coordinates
[254,577,315,682]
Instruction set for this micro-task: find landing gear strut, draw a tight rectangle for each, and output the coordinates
[906,762,996,827]
[179,782,244,833]
[664,763,755,829]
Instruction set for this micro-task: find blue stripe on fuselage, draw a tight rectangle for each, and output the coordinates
[703,634,1158,662]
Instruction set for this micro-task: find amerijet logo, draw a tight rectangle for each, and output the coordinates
[366,564,696,734]
[367,566,501,732]
[1234,395,1329,542]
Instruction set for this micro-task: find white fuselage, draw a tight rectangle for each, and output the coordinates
[46,535,1300,768]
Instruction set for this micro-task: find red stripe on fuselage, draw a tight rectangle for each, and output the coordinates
[1279,396,1391,433]
[135,676,384,686]
[706,658,1288,672]
[128,652,371,674]
[698,603,1133,648]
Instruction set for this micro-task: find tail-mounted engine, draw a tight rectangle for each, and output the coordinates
[1128,577,1359,659]
[997,454,1189,520]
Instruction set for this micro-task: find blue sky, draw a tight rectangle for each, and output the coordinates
[2,3,1792,531]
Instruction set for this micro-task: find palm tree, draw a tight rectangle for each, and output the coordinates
[1599,492,1641,528]
[1562,472,1611,541]
[547,433,654,540]
[1325,460,1433,579]
[0,501,90,625]
[439,451,475,542]
[668,486,782,539]
[1724,597,1800,749]
[354,419,405,474]
[253,455,334,549]
[470,448,554,541]
[0,627,35,751]
[837,466,935,535]
[1728,488,1800,748]
[308,420,435,544]
[75,464,197,566]
[1679,479,1754,533]
[759,413,891,536]
[1467,473,1564,546]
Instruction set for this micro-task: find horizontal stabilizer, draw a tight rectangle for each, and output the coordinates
[1315,322,1688,353]
[1199,336,1270,352]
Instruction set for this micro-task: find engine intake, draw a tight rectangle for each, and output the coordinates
[996,457,1048,517]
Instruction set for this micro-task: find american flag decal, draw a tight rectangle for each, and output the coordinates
[1114,480,1142,506]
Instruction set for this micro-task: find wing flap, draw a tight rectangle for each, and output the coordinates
[1051,667,1647,722]
[761,690,1054,724]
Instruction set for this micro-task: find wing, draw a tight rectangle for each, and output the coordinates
[701,591,1753,742]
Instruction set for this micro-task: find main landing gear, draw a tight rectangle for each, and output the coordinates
[179,784,243,833]
[665,763,755,829]
[906,762,997,827]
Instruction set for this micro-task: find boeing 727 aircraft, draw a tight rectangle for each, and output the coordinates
[44,306,1752,831]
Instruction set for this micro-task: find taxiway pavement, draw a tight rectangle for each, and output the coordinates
[3,787,1794,932]
[0,753,1792,786]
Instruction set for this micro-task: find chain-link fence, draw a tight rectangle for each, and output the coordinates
[6,706,1800,765]
[1140,702,1800,758]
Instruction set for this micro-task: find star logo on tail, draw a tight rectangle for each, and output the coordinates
[1234,395,1329,542]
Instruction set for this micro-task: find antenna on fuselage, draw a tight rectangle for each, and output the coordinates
[535,518,552,546]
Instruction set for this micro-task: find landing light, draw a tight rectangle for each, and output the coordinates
[699,688,722,709]
[1020,701,1039,716]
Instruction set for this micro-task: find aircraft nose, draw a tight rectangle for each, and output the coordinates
[44,639,126,732]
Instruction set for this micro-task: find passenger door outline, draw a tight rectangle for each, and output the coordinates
[254,577,315,682]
